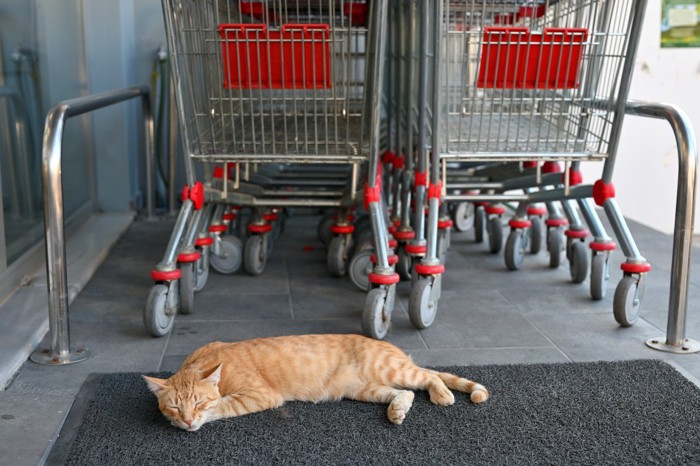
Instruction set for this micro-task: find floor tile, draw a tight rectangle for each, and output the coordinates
[0,393,74,466]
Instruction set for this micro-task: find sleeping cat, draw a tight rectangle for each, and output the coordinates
[143,334,489,431]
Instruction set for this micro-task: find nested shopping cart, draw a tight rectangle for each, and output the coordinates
[410,0,651,328]
[145,0,389,336]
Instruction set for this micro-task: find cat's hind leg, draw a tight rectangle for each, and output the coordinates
[430,370,489,403]
[353,383,415,425]
[390,367,456,407]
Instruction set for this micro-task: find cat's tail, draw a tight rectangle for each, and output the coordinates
[429,370,490,403]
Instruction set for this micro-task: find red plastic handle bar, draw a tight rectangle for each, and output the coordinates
[219,23,267,37]
[280,24,330,35]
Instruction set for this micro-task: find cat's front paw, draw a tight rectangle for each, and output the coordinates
[388,403,407,425]
[388,392,414,425]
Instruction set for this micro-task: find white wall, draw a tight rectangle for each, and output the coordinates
[580,1,700,235]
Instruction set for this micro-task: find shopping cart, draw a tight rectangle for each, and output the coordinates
[410,0,651,328]
[145,0,387,336]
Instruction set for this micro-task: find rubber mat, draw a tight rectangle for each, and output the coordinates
[47,359,700,465]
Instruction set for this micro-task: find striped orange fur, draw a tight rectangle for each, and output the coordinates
[143,334,489,431]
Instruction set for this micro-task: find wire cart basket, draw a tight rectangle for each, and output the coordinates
[145,0,389,336]
[409,0,652,329]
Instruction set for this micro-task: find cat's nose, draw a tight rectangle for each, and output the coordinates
[184,419,193,427]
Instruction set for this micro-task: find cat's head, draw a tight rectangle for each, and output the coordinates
[142,364,223,432]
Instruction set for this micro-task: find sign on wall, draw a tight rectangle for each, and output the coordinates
[661,0,700,47]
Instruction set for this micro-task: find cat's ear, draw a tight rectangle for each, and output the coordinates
[142,375,169,394]
[202,364,222,387]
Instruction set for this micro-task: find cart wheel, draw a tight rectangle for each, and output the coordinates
[529,216,543,254]
[488,217,503,254]
[244,235,267,276]
[229,216,241,238]
[210,235,243,275]
[265,229,275,259]
[317,214,335,246]
[144,284,175,337]
[362,288,390,339]
[396,244,411,281]
[613,275,643,327]
[474,207,486,243]
[504,229,526,271]
[548,229,564,268]
[437,229,449,264]
[590,253,608,300]
[179,263,195,315]
[327,235,351,277]
[355,237,373,253]
[193,248,210,292]
[272,211,286,241]
[452,202,475,232]
[409,278,437,329]
[569,241,589,284]
[411,257,421,286]
[349,249,373,291]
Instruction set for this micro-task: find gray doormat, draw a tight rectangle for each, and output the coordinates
[47,359,700,465]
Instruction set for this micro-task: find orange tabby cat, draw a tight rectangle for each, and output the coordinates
[143,334,489,431]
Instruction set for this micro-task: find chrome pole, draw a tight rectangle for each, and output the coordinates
[31,86,154,365]
[622,101,699,354]
[169,75,178,216]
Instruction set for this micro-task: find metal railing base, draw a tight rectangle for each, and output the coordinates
[30,347,89,365]
[646,338,700,354]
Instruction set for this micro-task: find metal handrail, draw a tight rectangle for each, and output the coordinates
[30,86,154,365]
[623,101,700,353]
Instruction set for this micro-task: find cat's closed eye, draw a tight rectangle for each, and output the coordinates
[196,399,216,409]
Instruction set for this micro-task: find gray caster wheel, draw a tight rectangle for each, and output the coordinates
[355,225,374,247]
[452,202,475,232]
[488,217,503,254]
[529,216,543,254]
[362,287,391,340]
[244,235,267,276]
[317,214,335,246]
[548,228,564,268]
[437,229,450,264]
[353,215,371,236]
[327,235,352,277]
[408,278,438,329]
[505,229,526,271]
[272,211,285,241]
[396,245,412,281]
[474,207,486,243]
[210,235,243,275]
[193,248,210,292]
[349,249,373,291]
[355,237,373,253]
[228,216,242,238]
[179,263,195,315]
[144,283,176,337]
[590,253,609,300]
[569,241,588,284]
[265,229,275,259]
[613,275,643,327]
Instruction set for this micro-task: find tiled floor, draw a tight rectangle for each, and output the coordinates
[1,212,700,465]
